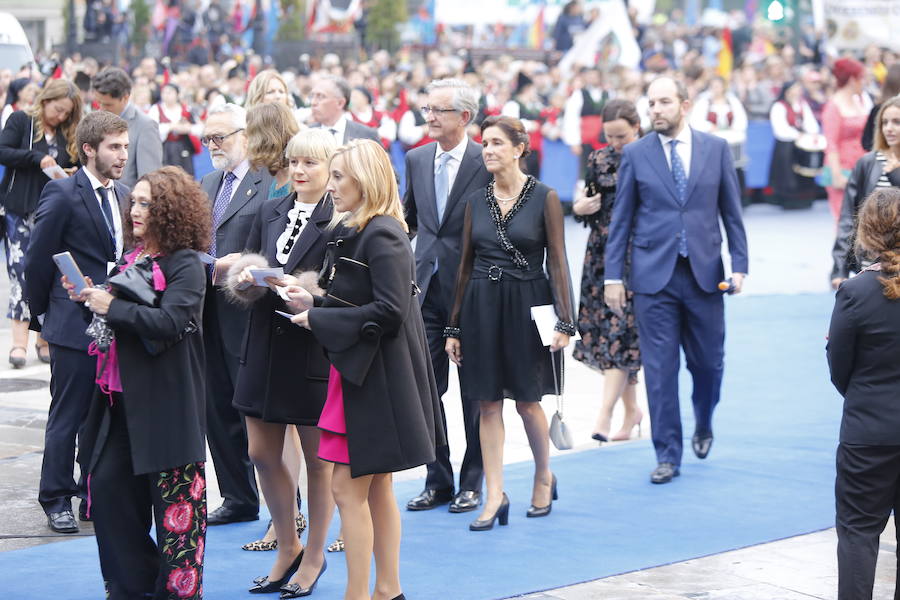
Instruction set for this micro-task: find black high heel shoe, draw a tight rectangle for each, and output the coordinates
[279,556,327,598]
[469,493,509,531]
[249,549,304,593]
[526,474,558,518]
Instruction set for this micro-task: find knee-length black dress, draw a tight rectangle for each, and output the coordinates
[571,145,641,383]
[448,177,575,403]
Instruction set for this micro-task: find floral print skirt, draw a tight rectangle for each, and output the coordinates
[4,211,33,321]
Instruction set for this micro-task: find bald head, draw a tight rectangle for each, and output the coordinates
[647,76,690,137]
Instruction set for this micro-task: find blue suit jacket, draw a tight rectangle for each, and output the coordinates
[25,168,130,350]
[605,129,748,295]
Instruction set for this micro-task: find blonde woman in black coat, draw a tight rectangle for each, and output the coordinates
[827,186,900,599]
[287,139,443,600]
[226,129,338,597]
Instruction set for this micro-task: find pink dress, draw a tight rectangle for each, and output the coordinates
[822,101,868,221]
[317,365,349,464]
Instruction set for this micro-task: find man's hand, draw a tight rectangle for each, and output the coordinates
[604,282,626,316]
[731,272,746,295]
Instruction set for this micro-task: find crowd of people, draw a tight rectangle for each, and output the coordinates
[2,5,900,598]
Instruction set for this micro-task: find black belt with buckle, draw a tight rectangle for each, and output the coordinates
[487,265,503,281]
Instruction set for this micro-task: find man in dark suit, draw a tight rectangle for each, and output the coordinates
[604,77,749,484]
[199,103,271,524]
[25,110,131,533]
[403,79,491,513]
[309,74,380,144]
[91,67,163,189]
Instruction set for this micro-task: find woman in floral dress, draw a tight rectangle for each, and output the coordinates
[572,99,643,443]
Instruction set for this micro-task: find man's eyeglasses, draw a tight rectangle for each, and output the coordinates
[201,129,244,147]
[420,106,458,116]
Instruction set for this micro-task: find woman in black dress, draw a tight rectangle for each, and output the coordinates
[572,99,643,443]
[225,129,337,597]
[445,116,575,531]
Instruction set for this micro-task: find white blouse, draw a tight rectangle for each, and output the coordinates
[275,201,316,265]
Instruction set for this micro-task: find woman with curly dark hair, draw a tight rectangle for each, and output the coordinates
[64,166,211,600]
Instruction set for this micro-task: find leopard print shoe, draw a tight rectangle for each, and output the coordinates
[241,514,308,551]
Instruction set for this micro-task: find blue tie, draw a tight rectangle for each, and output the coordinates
[210,171,236,257]
[669,140,689,258]
[434,152,451,223]
[96,186,116,250]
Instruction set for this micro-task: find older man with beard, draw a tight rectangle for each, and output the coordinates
[199,103,272,525]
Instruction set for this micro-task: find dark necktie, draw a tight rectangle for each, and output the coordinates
[669,140,689,258]
[96,186,116,248]
[210,171,236,257]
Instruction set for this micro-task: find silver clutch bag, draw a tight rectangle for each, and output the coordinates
[548,350,573,451]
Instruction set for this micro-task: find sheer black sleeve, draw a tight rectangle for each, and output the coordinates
[543,189,576,333]
[447,200,475,332]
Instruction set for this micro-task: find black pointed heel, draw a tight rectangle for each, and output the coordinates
[249,548,304,593]
[526,474,557,518]
[469,493,509,531]
[279,556,327,598]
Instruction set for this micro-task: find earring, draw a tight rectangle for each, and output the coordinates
[514,154,520,159]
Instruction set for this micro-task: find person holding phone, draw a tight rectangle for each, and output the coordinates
[64,166,210,600]
[287,139,442,600]
[0,78,82,367]
[224,129,338,596]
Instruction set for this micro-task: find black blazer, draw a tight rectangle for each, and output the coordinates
[231,194,333,424]
[308,216,445,477]
[827,269,900,446]
[80,249,207,475]
[0,110,79,216]
[25,168,130,350]
[403,139,491,304]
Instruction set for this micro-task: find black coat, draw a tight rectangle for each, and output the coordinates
[308,215,444,477]
[79,249,207,475]
[0,110,79,216]
[230,194,333,424]
[832,152,900,279]
[827,268,900,446]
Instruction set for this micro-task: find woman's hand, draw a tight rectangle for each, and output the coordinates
[61,275,95,302]
[267,273,300,290]
[445,337,462,366]
[40,155,59,170]
[290,310,310,329]
[831,277,846,290]
[81,287,115,315]
[550,332,571,352]
[285,285,314,313]
[833,170,848,190]
[572,191,601,216]
[236,266,256,288]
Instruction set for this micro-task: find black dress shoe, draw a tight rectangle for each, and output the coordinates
[406,488,453,511]
[692,433,714,459]
[650,463,680,484]
[249,549,304,593]
[208,504,259,525]
[78,500,91,522]
[448,490,481,513]
[279,557,327,598]
[47,509,79,533]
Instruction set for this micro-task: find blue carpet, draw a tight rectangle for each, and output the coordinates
[0,293,841,599]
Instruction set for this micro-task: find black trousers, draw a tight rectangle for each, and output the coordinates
[835,443,900,600]
[39,343,96,514]
[203,297,259,511]
[91,402,206,600]
[420,276,483,493]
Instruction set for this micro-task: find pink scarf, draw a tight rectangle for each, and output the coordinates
[89,247,167,404]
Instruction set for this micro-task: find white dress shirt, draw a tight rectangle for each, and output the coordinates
[84,167,124,259]
[433,135,469,195]
[325,114,349,144]
[657,125,693,179]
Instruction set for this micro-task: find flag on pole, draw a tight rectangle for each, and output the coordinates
[717,27,733,80]
[528,4,545,49]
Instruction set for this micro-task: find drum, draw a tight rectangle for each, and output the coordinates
[793,133,827,177]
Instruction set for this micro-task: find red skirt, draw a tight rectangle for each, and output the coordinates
[317,365,349,465]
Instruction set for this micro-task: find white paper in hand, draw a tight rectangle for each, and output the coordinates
[248,267,284,287]
[42,165,68,180]
[530,304,580,346]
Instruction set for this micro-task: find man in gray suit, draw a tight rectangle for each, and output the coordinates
[199,103,272,524]
[403,79,491,513]
[91,68,163,188]
[309,74,380,144]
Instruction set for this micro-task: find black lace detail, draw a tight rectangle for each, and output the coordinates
[486,175,536,270]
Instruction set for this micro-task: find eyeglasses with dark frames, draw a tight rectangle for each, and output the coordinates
[200,129,244,147]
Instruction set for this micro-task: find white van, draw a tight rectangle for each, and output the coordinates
[0,12,34,71]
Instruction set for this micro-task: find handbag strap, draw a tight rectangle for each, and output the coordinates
[550,349,563,417]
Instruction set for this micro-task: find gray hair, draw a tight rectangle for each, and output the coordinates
[426,78,479,125]
[206,103,247,129]
[319,74,351,109]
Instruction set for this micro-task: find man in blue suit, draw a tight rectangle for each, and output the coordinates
[26,111,131,531]
[604,77,748,484]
